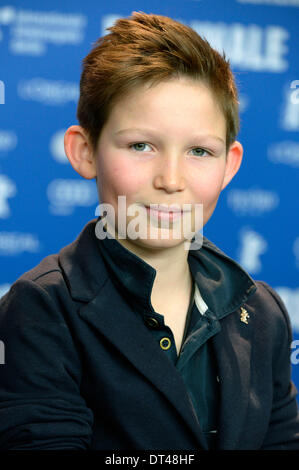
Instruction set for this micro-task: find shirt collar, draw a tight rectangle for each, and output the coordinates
[59,218,256,319]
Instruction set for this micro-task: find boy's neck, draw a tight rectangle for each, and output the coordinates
[117,237,192,295]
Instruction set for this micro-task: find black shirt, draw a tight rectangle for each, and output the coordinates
[140,280,220,449]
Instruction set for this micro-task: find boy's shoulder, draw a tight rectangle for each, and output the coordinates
[0,219,106,310]
[0,252,70,323]
[19,252,61,286]
[198,236,291,335]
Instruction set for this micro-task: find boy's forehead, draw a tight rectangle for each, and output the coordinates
[110,79,222,116]
[106,79,226,139]
[116,77,212,103]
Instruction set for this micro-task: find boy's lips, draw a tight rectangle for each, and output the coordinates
[147,204,181,212]
[144,204,191,221]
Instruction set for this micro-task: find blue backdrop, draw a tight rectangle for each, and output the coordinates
[1,0,299,397]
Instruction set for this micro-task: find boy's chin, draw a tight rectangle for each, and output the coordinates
[118,233,192,252]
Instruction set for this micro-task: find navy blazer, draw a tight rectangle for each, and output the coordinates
[0,219,299,450]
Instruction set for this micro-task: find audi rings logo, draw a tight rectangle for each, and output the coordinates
[47,179,98,215]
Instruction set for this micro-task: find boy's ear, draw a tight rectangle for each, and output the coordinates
[64,125,97,179]
[221,140,243,190]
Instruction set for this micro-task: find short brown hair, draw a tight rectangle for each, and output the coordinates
[77,11,240,153]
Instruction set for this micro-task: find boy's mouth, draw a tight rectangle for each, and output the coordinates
[144,204,191,222]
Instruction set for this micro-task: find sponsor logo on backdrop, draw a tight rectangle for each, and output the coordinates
[0,6,87,56]
[0,174,16,218]
[227,188,279,216]
[280,81,299,131]
[18,78,79,106]
[268,141,299,167]
[0,130,17,153]
[0,5,15,24]
[101,15,289,72]
[239,94,250,113]
[0,283,10,299]
[190,22,289,72]
[237,227,268,273]
[275,287,299,334]
[50,129,68,164]
[0,231,40,255]
[101,14,124,36]
[47,178,98,215]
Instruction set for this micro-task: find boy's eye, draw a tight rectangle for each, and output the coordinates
[130,143,151,152]
[190,147,210,157]
[129,143,212,156]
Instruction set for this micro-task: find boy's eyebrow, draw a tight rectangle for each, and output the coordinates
[114,128,225,144]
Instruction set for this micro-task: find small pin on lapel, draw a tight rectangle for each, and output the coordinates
[240,307,250,324]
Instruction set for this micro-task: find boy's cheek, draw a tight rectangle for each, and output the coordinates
[192,181,221,203]
[99,166,149,199]
[192,169,225,199]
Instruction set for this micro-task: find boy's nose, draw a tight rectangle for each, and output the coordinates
[153,153,186,193]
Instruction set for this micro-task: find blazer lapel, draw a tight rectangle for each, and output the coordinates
[212,304,254,449]
[78,277,208,450]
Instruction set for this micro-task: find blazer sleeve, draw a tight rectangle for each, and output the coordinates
[259,282,299,450]
[0,278,94,450]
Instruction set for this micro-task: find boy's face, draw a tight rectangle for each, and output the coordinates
[92,77,242,251]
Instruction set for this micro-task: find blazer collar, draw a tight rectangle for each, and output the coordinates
[59,217,256,318]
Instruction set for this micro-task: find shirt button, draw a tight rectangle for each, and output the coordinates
[160,337,171,350]
[145,317,159,328]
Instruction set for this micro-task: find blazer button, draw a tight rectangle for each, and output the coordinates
[145,317,159,329]
[160,337,171,350]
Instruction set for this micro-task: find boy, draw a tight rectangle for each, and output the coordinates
[0,11,298,450]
